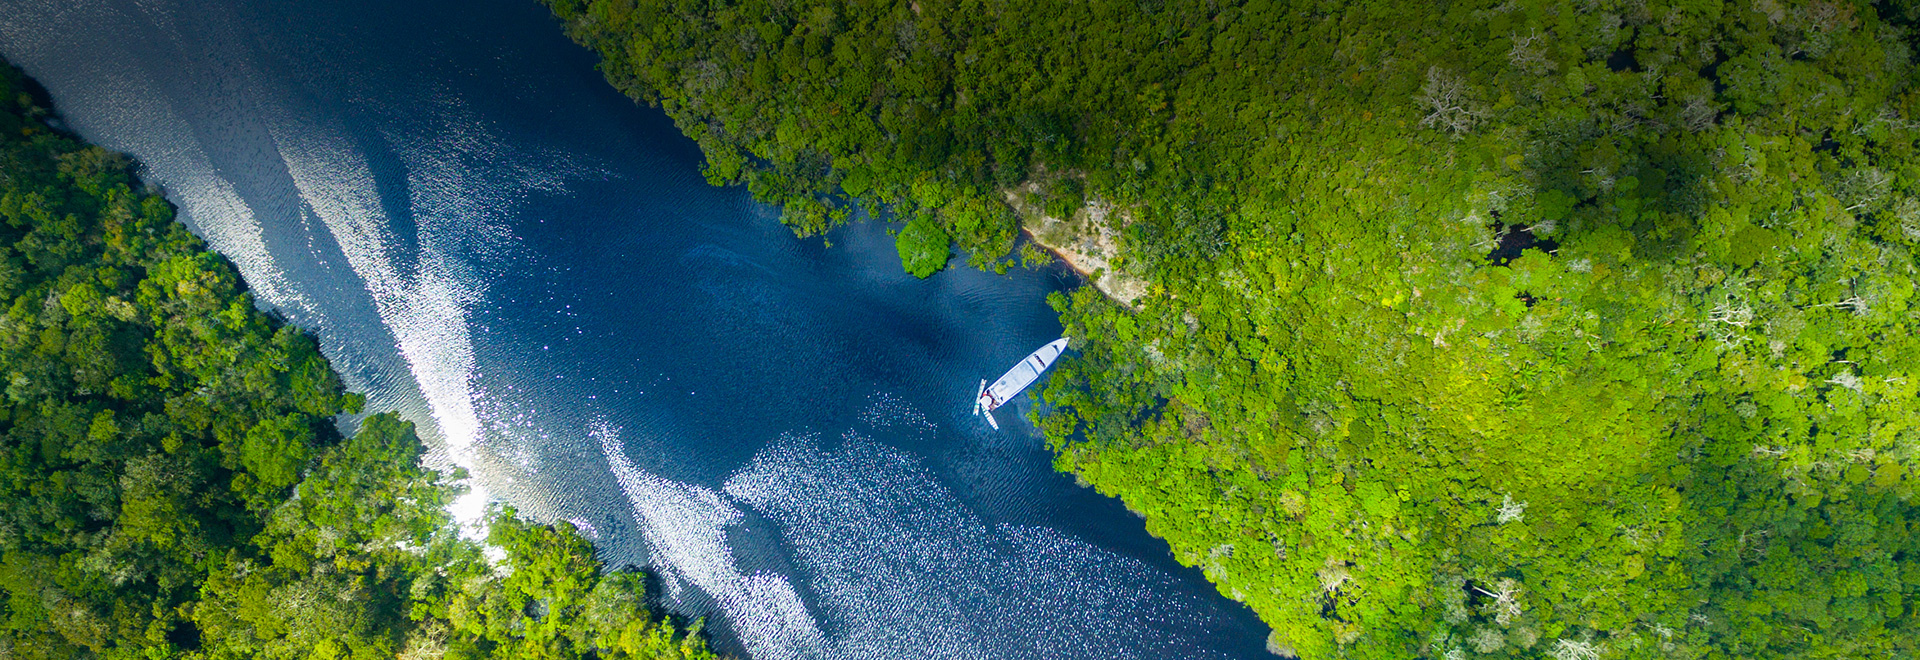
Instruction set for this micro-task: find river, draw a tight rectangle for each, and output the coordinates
[0,0,1271,657]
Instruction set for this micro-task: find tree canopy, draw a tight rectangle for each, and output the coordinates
[0,60,720,660]
[546,0,1920,656]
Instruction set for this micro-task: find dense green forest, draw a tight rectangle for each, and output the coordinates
[546,0,1920,656]
[0,62,719,660]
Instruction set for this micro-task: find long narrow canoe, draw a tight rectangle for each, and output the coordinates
[974,337,1069,430]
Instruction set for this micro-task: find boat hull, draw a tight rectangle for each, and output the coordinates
[976,338,1069,429]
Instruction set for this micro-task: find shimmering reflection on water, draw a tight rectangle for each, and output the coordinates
[0,0,1273,656]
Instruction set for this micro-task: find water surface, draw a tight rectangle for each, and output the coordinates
[0,0,1271,656]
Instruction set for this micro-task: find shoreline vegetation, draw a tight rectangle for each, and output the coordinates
[1004,175,1150,307]
[546,0,1920,657]
[0,61,720,659]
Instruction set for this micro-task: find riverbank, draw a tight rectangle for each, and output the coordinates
[544,0,1920,657]
[1004,181,1149,308]
[0,59,719,660]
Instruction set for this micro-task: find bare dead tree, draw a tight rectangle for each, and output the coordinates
[1472,577,1526,625]
[1549,638,1602,660]
[1708,296,1754,328]
[1318,561,1353,595]
[1470,628,1507,653]
[1826,369,1863,392]
[1836,167,1893,212]
[1496,494,1527,524]
[1508,30,1555,75]
[1417,66,1487,137]
[1681,95,1717,133]
[1805,295,1869,316]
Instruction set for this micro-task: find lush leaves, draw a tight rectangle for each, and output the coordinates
[894,216,950,277]
[0,60,720,660]
[551,0,1920,657]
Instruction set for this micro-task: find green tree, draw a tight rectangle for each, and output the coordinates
[547,0,1920,656]
[895,216,950,278]
[0,58,723,660]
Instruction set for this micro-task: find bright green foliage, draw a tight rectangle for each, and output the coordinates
[0,61,721,660]
[548,0,1920,656]
[433,513,715,660]
[193,417,718,660]
[0,60,359,657]
[894,217,950,277]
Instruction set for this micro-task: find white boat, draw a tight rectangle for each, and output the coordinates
[974,337,1070,430]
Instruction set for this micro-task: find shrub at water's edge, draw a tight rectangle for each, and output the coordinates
[544,0,1920,656]
[894,216,951,278]
[0,60,719,659]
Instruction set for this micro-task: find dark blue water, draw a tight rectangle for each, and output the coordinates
[0,0,1272,657]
